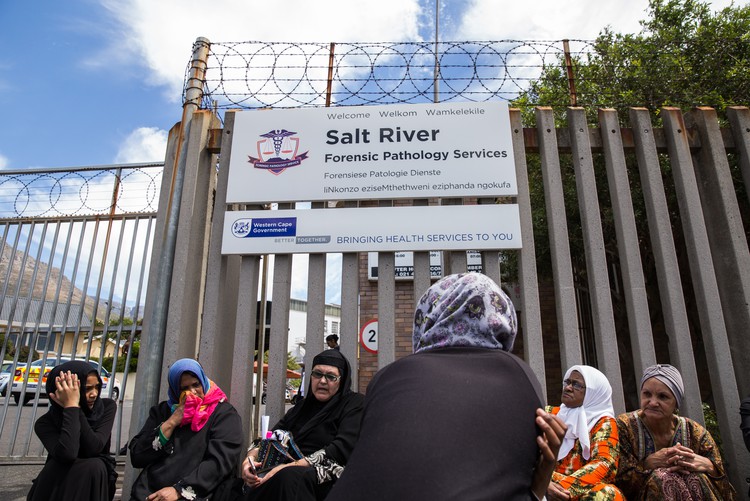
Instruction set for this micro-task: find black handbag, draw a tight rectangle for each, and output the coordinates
[256,434,304,473]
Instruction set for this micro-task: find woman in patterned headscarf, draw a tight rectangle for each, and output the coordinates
[546,365,624,500]
[129,358,243,501]
[614,364,736,500]
[327,272,567,501]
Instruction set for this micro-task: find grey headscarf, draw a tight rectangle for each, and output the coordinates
[413,273,517,354]
[641,364,685,408]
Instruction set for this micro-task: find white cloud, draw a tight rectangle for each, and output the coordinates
[455,1,641,40]
[455,0,738,41]
[99,0,422,100]
[114,127,168,164]
[0,152,8,169]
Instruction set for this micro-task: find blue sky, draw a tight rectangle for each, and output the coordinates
[0,0,736,303]
[0,0,735,170]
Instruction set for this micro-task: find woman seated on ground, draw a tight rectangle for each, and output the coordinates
[546,365,624,500]
[238,349,364,501]
[326,272,568,501]
[615,364,736,500]
[129,358,243,501]
[28,360,118,501]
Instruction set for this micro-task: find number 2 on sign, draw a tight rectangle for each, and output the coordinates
[360,319,378,353]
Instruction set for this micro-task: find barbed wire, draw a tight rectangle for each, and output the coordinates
[193,40,594,111]
[189,39,750,116]
[0,164,163,219]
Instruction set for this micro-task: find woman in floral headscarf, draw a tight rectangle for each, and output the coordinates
[327,273,567,501]
[129,358,243,501]
[546,365,624,500]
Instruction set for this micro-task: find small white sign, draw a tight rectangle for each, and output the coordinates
[368,250,483,280]
[221,204,522,255]
[226,101,517,203]
[360,320,378,353]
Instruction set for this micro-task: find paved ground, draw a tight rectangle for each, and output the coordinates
[0,462,127,501]
[0,463,46,501]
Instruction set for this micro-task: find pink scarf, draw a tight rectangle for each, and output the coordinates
[181,380,227,431]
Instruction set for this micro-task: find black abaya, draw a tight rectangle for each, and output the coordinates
[326,347,545,501]
[129,400,243,501]
[29,369,117,501]
[239,349,364,501]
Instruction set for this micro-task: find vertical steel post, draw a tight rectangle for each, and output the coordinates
[563,40,577,107]
[123,37,210,499]
[433,0,440,103]
[325,43,336,107]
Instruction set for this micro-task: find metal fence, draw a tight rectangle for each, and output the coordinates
[131,38,750,494]
[0,163,161,460]
[2,37,749,498]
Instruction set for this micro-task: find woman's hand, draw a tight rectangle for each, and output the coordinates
[531,409,567,500]
[547,481,571,500]
[644,445,684,470]
[167,404,184,427]
[668,443,717,476]
[156,400,185,443]
[257,458,310,485]
[241,454,263,489]
[146,486,179,501]
[49,371,80,408]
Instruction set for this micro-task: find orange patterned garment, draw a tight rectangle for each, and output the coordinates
[548,406,625,500]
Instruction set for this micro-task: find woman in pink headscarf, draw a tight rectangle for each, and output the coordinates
[129,358,243,501]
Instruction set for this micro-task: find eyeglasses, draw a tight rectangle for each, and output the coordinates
[562,379,586,392]
[310,370,340,383]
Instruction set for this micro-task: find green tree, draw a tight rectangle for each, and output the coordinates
[514,0,750,125]
[508,0,750,406]
[1,332,14,360]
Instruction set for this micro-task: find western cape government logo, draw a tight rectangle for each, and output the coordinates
[248,129,309,175]
[231,217,297,238]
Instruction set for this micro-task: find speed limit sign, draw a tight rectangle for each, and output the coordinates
[359,319,378,353]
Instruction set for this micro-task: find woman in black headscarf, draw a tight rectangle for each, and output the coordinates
[238,349,364,501]
[28,360,118,501]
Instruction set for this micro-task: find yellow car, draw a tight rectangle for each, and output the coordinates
[11,357,121,405]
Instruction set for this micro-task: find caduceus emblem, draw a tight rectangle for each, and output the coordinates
[248,129,309,175]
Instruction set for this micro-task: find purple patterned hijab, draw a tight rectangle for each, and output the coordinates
[413,273,517,354]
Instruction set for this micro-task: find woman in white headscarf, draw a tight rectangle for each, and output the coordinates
[546,365,624,500]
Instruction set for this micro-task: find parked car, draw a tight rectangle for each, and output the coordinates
[11,357,121,405]
[1,362,25,397]
[286,384,297,402]
[255,381,295,404]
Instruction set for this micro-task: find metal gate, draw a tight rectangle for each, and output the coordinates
[0,163,161,461]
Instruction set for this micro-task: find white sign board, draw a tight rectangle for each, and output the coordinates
[359,320,378,354]
[226,102,517,203]
[222,204,522,255]
[368,250,483,280]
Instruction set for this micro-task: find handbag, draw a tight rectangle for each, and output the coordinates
[256,433,304,473]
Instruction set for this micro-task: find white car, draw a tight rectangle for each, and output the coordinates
[10,358,121,405]
[1,361,25,397]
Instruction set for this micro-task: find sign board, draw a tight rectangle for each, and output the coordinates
[359,320,378,353]
[222,204,522,255]
[226,102,517,203]
[368,250,483,280]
